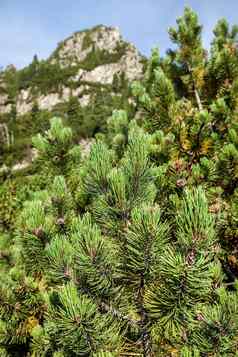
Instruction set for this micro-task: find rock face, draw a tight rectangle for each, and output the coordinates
[51,25,122,66]
[0,123,10,147]
[0,79,11,114]
[78,46,143,85]
[0,96,11,114]
[0,25,144,116]
[15,86,93,115]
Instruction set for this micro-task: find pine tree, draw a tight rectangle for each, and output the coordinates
[132,7,238,266]
[0,118,83,355]
[168,7,206,110]
[1,117,238,355]
[208,19,238,99]
[32,116,81,178]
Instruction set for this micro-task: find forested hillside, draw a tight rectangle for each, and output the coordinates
[0,25,144,167]
[1,7,238,356]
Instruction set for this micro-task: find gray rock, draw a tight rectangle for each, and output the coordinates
[0,123,10,147]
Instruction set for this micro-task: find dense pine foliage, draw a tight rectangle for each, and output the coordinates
[1,7,238,356]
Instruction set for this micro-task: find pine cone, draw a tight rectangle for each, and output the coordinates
[32,227,44,238]
[57,217,65,226]
[176,178,186,188]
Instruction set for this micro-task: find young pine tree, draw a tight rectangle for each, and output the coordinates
[1,117,238,356]
[132,7,238,267]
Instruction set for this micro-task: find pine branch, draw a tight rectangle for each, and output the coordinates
[99,302,140,328]
[137,275,152,357]
[188,64,203,111]
[194,88,203,111]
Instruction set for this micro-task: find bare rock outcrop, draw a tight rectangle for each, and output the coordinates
[0,92,11,114]
[51,26,122,66]
[0,123,10,147]
[78,46,143,85]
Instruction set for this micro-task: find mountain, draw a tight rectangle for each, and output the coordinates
[0,25,145,167]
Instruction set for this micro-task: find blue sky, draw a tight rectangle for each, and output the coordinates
[1,0,238,69]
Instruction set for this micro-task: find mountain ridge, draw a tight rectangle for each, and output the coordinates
[0,25,146,167]
[0,25,144,116]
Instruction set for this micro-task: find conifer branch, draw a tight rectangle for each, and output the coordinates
[99,302,140,328]
[194,87,203,111]
[188,64,203,111]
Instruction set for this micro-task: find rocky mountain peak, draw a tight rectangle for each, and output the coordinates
[51,25,123,66]
[0,25,144,117]
[0,25,146,169]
